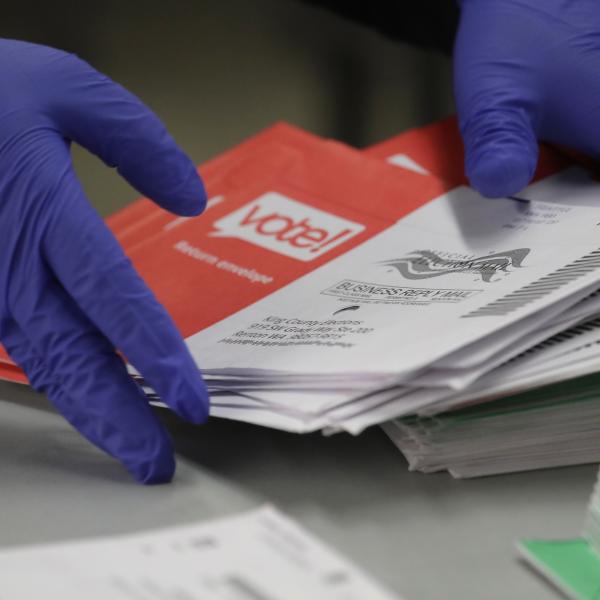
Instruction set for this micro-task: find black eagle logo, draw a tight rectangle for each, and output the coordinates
[379,248,530,282]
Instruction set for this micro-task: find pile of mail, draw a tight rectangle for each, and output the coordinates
[383,371,600,478]
[2,117,600,478]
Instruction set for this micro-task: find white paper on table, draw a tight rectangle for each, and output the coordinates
[0,505,401,600]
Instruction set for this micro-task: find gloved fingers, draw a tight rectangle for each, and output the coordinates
[39,145,209,425]
[537,46,600,158]
[3,288,176,484]
[454,1,541,198]
[44,52,206,217]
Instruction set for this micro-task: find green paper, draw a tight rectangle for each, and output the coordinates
[519,538,600,600]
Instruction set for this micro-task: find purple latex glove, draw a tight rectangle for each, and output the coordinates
[0,40,210,483]
[455,0,600,197]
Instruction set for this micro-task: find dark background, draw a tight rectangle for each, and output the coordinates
[2,0,454,214]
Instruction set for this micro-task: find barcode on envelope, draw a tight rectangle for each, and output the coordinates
[462,248,600,317]
[506,316,600,363]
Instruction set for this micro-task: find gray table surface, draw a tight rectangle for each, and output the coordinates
[0,380,595,600]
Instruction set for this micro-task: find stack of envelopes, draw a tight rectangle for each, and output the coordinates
[2,118,600,477]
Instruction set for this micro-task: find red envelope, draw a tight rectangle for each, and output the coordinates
[108,123,326,251]
[124,134,450,339]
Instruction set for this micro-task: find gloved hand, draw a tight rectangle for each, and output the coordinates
[454,0,600,197]
[0,40,210,483]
